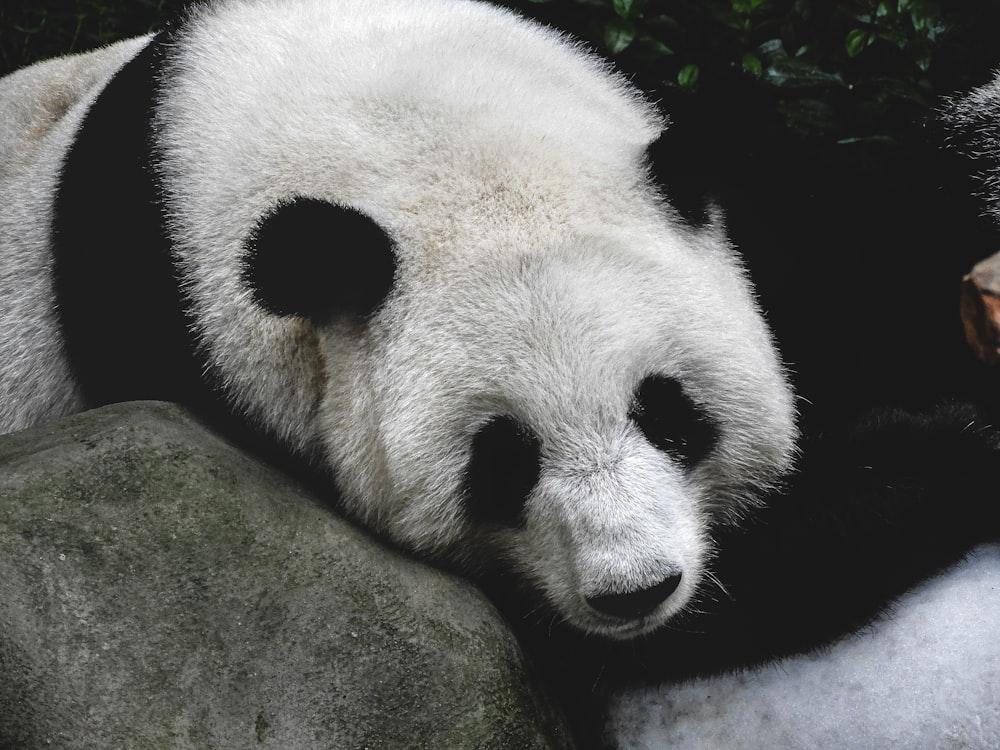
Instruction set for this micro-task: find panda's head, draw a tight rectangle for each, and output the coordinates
[153,0,797,638]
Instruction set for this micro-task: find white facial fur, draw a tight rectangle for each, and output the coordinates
[2,0,797,637]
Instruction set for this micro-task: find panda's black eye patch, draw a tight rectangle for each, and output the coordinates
[242,196,397,321]
[465,416,542,528]
[629,375,718,467]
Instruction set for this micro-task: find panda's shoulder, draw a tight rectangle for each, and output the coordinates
[0,37,150,175]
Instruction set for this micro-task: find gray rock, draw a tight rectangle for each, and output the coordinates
[0,401,574,749]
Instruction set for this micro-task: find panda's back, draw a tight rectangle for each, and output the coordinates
[0,37,149,433]
[0,37,148,180]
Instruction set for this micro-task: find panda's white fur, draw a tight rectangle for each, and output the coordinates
[0,0,797,639]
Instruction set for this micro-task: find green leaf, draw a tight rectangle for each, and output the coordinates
[742,53,763,77]
[732,0,752,13]
[757,38,785,57]
[836,134,897,146]
[677,63,700,89]
[632,35,675,61]
[877,28,908,49]
[776,98,842,133]
[646,14,681,32]
[845,27,870,57]
[603,18,636,54]
[862,75,931,106]
[912,11,935,31]
[765,58,846,88]
[612,0,634,19]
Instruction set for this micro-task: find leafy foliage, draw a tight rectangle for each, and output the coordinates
[3,0,1000,146]
[0,0,174,75]
[498,0,1000,144]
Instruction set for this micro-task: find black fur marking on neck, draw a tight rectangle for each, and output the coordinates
[242,197,398,322]
[465,415,542,528]
[52,32,216,411]
[50,33,338,487]
[629,374,718,467]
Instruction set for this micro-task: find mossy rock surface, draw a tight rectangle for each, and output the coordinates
[0,401,573,750]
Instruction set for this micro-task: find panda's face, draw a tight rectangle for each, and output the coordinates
[302,217,796,639]
[167,153,796,639]
[152,0,797,638]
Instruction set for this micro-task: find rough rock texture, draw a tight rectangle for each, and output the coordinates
[0,401,574,750]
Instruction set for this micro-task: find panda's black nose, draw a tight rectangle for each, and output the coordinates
[585,573,682,620]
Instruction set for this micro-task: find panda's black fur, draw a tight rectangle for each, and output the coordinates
[51,36,191,411]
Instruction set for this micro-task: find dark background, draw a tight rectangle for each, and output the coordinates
[4,0,1000,425]
[6,1,1000,140]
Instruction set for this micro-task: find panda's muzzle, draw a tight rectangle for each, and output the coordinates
[585,573,682,620]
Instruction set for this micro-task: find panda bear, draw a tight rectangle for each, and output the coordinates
[0,0,998,746]
[1,0,801,640]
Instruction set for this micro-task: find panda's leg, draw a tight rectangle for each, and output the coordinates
[695,401,1000,667]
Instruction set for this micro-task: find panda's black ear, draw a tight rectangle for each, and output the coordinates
[242,196,397,321]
